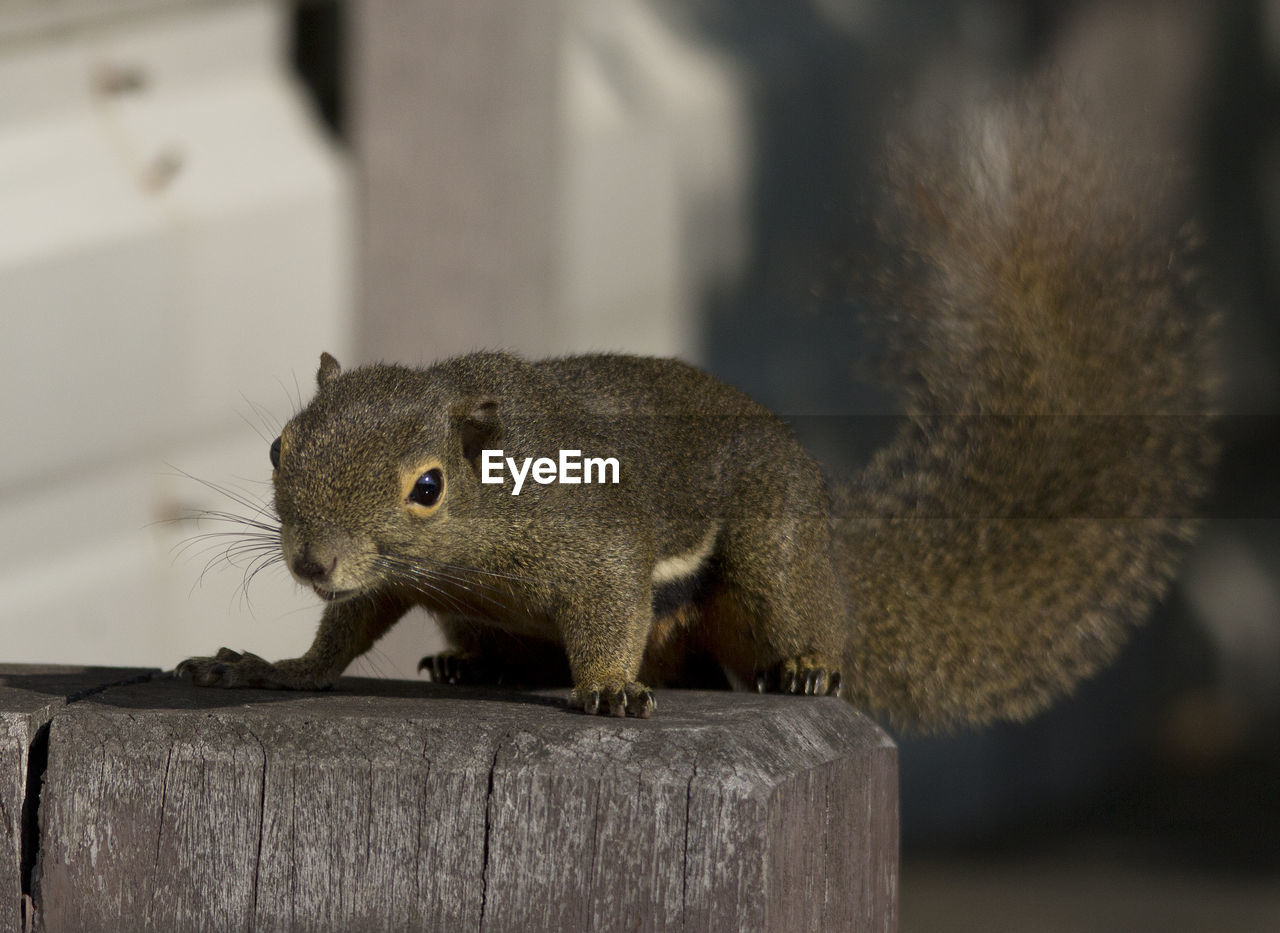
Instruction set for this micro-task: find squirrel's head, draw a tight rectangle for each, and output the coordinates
[269,352,505,603]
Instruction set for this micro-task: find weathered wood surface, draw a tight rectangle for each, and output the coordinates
[28,676,897,933]
[0,666,156,933]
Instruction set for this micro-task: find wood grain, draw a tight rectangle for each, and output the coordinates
[31,677,897,932]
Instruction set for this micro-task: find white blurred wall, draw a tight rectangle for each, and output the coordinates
[0,1,353,670]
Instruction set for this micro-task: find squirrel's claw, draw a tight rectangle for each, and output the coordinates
[755,658,843,699]
[570,682,655,718]
[419,651,491,685]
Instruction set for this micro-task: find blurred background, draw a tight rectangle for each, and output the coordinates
[1,0,1277,929]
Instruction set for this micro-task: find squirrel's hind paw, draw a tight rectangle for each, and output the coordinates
[755,657,842,698]
[570,681,656,718]
[418,651,498,685]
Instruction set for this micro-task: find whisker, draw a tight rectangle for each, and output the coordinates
[398,576,476,618]
[243,552,286,589]
[429,559,549,587]
[169,469,284,608]
[375,549,550,589]
[278,372,304,415]
[164,465,280,525]
[190,512,274,527]
[176,532,278,570]
[176,527,278,550]
[189,498,278,527]
[374,555,516,612]
[238,409,272,446]
[241,395,283,443]
[236,552,288,615]
[376,553,517,591]
[379,564,488,618]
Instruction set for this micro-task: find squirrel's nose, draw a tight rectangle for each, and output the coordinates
[291,551,334,583]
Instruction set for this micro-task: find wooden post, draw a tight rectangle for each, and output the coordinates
[0,666,156,933]
[22,674,896,932]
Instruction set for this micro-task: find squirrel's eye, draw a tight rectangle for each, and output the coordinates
[408,468,444,508]
[269,437,281,470]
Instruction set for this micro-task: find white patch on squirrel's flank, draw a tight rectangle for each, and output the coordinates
[652,524,720,586]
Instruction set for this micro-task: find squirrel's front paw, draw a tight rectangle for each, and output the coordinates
[175,648,328,691]
[570,681,656,718]
[755,656,843,697]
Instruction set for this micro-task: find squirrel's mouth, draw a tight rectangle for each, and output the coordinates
[312,584,354,603]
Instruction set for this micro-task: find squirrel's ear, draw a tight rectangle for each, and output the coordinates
[317,352,342,389]
[458,399,502,466]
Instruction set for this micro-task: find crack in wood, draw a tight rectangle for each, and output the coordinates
[681,759,697,932]
[18,724,49,923]
[247,727,269,929]
[478,736,505,931]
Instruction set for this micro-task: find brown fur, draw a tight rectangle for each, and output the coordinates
[838,92,1216,727]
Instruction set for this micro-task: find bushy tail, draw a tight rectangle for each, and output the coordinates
[837,90,1218,730]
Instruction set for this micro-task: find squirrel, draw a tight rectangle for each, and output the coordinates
[176,91,1217,730]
